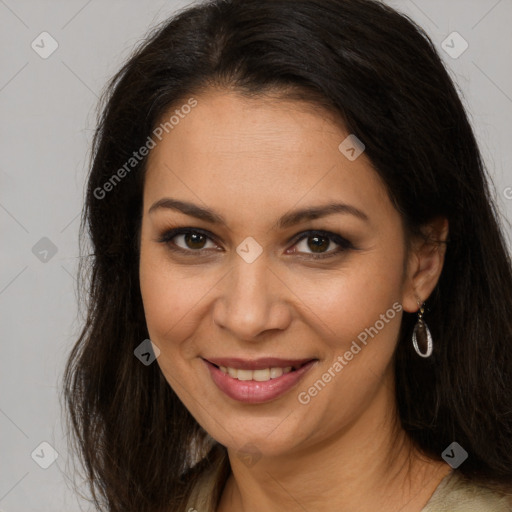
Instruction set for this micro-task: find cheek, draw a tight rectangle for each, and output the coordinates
[291,268,403,440]
[139,240,221,366]
[289,245,404,414]
[139,237,185,344]
[141,268,195,337]
[292,248,404,351]
[139,252,204,400]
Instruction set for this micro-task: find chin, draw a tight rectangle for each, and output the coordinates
[205,418,309,459]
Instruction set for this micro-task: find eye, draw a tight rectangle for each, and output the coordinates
[288,230,353,260]
[158,228,219,254]
[158,228,354,259]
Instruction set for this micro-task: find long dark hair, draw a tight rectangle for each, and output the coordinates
[62,0,512,510]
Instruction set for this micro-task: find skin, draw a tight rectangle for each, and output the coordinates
[139,88,451,512]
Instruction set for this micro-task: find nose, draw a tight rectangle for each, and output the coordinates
[212,252,292,341]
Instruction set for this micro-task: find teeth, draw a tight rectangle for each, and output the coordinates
[218,365,293,381]
[236,369,253,381]
[252,368,270,381]
[270,367,284,379]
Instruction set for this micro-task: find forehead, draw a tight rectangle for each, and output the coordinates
[143,89,393,230]
[152,90,342,157]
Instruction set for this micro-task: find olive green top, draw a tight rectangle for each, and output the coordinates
[184,456,512,512]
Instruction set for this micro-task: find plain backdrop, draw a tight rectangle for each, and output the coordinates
[1,0,511,510]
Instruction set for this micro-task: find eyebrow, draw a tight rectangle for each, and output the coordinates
[148,197,369,229]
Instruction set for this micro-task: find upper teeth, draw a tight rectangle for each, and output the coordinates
[219,366,293,381]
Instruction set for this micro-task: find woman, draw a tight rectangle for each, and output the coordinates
[63,0,512,511]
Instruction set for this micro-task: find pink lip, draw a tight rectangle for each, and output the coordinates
[203,358,317,404]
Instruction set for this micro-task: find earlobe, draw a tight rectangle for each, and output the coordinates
[401,216,449,313]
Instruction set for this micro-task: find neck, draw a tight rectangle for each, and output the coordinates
[217,373,451,512]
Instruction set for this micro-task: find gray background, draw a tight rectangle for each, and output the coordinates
[1,0,511,510]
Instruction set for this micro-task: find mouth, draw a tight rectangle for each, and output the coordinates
[202,357,318,403]
[203,358,315,382]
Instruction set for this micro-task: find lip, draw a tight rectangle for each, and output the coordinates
[202,358,318,404]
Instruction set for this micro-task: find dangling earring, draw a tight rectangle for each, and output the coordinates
[412,299,433,358]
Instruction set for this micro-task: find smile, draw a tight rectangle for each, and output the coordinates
[218,365,294,381]
[202,357,317,403]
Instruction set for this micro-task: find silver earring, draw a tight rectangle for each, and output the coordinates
[412,300,433,358]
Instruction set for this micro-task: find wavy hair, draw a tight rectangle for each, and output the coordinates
[63,0,512,510]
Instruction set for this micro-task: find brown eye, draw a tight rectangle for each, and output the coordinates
[181,232,208,250]
[306,234,330,253]
[158,228,218,254]
[158,227,353,260]
[290,230,353,260]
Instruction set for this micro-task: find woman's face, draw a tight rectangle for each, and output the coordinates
[139,88,417,458]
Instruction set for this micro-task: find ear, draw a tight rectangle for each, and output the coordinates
[401,216,449,313]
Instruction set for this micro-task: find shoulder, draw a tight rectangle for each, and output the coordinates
[183,455,512,512]
[422,470,512,512]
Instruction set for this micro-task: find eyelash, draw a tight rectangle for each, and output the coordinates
[157,227,354,260]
